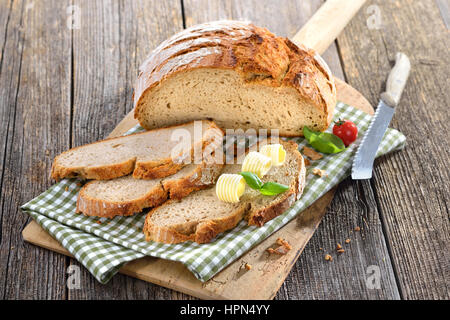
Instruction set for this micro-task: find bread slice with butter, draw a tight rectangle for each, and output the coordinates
[51,120,223,181]
[143,139,306,244]
[76,160,224,218]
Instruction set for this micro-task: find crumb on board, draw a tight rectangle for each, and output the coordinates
[337,249,345,254]
[302,146,323,160]
[324,254,333,261]
[336,243,342,250]
[267,238,292,255]
[96,220,102,224]
[354,226,361,231]
[304,158,311,166]
[76,182,82,187]
[65,186,69,192]
[312,168,328,177]
[245,263,252,271]
[276,237,292,250]
[345,239,351,244]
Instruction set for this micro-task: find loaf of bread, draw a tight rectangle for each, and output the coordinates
[51,120,223,181]
[134,20,336,137]
[143,139,306,244]
[76,160,223,218]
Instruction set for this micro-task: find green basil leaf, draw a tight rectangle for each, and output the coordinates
[303,126,317,142]
[303,126,346,154]
[317,132,346,152]
[259,182,289,196]
[239,171,263,190]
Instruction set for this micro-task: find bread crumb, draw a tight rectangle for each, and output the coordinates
[345,239,351,244]
[65,186,69,192]
[324,254,333,261]
[245,263,252,270]
[337,249,345,254]
[354,226,361,231]
[267,238,292,255]
[319,247,323,251]
[302,146,323,160]
[304,158,311,166]
[312,168,328,177]
[267,247,289,255]
[96,220,102,224]
[76,182,82,187]
[336,243,342,250]
[276,237,292,250]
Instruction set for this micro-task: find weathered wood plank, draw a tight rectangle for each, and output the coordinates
[277,179,400,299]
[0,0,71,299]
[68,0,184,299]
[336,0,450,299]
[183,0,400,300]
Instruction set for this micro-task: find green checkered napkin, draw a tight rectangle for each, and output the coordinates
[22,102,406,283]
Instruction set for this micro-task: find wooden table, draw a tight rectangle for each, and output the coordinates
[0,0,448,300]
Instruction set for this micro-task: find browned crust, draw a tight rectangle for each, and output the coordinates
[143,201,249,244]
[247,191,297,227]
[132,161,184,180]
[133,20,336,135]
[76,183,167,219]
[247,140,306,226]
[76,161,223,219]
[144,139,307,244]
[51,120,224,181]
[194,204,249,243]
[51,158,136,181]
[162,162,224,199]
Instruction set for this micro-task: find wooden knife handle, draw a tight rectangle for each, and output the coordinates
[380,52,411,107]
[292,0,367,54]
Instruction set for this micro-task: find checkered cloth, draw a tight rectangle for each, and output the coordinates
[21,102,406,283]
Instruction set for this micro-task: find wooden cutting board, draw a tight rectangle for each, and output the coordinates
[22,78,373,300]
[22,0,371,300]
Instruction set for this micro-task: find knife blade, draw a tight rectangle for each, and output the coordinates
[352,52,411,180]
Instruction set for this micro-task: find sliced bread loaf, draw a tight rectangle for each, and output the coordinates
[134,20,336,136]
[76,160,224,218]
[143,139,306,244]
[51,120,223,181]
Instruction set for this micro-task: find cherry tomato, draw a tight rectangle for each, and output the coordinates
[332,119,358,147]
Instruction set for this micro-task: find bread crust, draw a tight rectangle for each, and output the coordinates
[246,140,306,226]
[143,202,249,244]
[76,161,223,218]
[51,120,224,181]
[134,20,336,135]
[132,161,184,180]
[162,162,224,199]
[144,139,306,244]
[76,183,167,218]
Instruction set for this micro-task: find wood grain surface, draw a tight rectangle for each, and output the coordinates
[0,0,71,299]
[0,0,448,299]
[336,0,449,300]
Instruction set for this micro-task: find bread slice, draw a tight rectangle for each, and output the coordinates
[143,139,306,244]
[76,160,224,218]
[134,20,336,136]
[51,120,223,181]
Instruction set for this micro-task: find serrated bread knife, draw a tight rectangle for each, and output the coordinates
[351,52,411,180]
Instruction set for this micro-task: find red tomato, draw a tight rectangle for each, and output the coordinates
[333,119,358,147]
